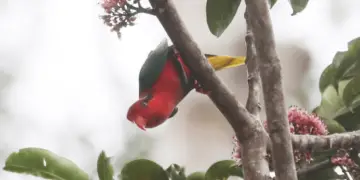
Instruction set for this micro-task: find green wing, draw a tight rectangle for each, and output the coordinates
[139,38,170,94]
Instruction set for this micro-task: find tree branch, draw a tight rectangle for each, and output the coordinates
[148,0,270,179]
[296,158,334,178]
[244,0,298,179]
[244,10,261,118]
[292,130,360,152]
[242,8,271,180]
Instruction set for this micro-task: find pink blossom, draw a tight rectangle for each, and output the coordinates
[101,0,126,12]
[287,106,327,135]
[331,154,355,167]
[232,136,241,160]
[232,106,328,165]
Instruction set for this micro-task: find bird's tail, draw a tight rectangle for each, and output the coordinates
[205,54,246,71]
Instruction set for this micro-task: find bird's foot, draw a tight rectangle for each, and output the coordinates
[194,79,211,95]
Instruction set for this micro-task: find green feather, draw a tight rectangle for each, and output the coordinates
[139,38,169,94]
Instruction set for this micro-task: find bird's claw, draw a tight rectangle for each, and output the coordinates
[194,80,211,95]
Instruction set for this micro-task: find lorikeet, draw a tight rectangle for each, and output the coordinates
[126,39,246,130]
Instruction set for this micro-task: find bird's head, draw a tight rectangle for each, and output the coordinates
[126,93,174,130]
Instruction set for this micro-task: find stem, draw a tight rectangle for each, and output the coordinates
[125,0,155,15]
[340,166,351,180]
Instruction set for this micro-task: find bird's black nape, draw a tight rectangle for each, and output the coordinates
[138,38,169,95]
[168,107,178,118]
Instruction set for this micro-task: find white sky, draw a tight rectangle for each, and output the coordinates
[0,0,360,179]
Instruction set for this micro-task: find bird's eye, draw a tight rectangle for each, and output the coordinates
[145,94,153,101]
[141,94,153,107]
[141,101,148,107]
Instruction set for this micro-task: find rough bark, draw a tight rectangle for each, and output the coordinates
[243,0,298,179]
[292,130,360,152]
[243,9,271,180]
[244,10,262,119]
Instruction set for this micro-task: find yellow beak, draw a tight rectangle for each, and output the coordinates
[205,54,246,71]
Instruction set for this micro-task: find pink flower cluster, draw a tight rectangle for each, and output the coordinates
[287,106,327,135]
[99,0,138,38]
[101,0,126,13]
[331,155,354,167]
[232,106,328,165]
[331,149,356,168]
[232,136,241,164]
[232,106,360,171]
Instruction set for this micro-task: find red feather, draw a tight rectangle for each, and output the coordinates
[127,54,192,130]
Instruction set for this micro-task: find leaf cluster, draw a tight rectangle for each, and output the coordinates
[3,148,243,180]
[206,0,309,38]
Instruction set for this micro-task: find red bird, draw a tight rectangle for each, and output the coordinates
[126,39,246,130]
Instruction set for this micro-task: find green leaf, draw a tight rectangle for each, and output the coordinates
[342,61,360,78]
[289,0,309,15]
[340,38,360,78]
[206,0,242,37]
[335,105,360,131]
[166,164,186,180]
[322,118,346,134]
[319,64,337,93]
[205,160,243,179]
[332,51,347,68]
[315,83,350,120]
[348,37,360,52]
[342,76,360,110]
[97,151,114,180]
[120,159,168,180]
[187,172,206,180]
[317,37,360,94]
[269,0,277,8]
[332,38,360,92]
[329,51,346,92]
[3,147,89,180]
[333,54,358,91]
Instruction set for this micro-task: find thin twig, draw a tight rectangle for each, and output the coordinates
[125,0,156,15]
[244,0,298,179]
[340,165,351,180]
